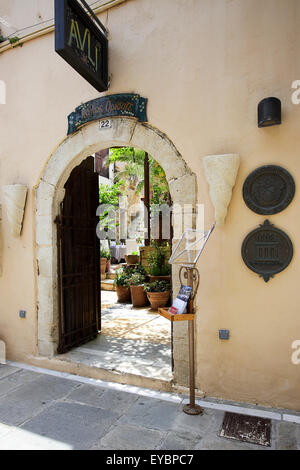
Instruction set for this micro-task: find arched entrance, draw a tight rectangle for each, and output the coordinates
[35,117,196,385]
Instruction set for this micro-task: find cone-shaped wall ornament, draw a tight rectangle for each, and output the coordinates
[202,154,240,225]
[2,184,28,237]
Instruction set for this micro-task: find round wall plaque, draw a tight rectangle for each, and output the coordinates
[241,220,293,282]
[243,165,295,215]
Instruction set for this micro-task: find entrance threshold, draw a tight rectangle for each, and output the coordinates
[49,290,173,391]
[24,353,173,393]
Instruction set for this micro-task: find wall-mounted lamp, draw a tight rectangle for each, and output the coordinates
[258,97,281,127]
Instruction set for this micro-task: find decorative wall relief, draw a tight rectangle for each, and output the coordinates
[202,154,240,225]
[243,165,295,215]
[2,184,28,237]
[241,220,293,282]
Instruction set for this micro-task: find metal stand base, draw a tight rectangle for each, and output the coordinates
[183,404,203,415]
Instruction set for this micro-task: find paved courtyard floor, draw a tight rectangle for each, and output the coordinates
[0,363,299,450]
[59,292,172,382]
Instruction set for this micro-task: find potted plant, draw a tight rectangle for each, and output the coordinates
[100,248,108,274]
[147,242,171,282]
[129,272,148,307]
[144,280,171,310]
[125,251,140,265]
[114,268,131,303]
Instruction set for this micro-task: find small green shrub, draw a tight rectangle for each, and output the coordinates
[100,248,110,259]
[147,241,171,276]
[144,280,170,293]
[114,268,130,287]
[129,272,146,286]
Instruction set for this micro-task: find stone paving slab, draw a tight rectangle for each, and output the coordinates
[0,364,20,379]
[0,373,78,426]
[66,384,139,416]
[0,364,299,450]
[21,401,119,450]
[118,397,181,432]
[97,423,166,450]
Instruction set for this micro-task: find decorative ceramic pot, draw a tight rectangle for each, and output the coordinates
[100,258,107,274]
[146,291,170,310]
[130,285,148,307]
[116,285,131,303]
[125,255,139,265]
[106,259,111,273]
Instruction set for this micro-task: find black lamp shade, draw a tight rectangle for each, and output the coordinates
[258,97,281,127]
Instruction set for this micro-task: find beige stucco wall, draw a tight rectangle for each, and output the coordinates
[0,0,300,410]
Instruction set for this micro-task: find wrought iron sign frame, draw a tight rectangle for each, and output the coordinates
[241,220,293,282]
[55,0,108,92]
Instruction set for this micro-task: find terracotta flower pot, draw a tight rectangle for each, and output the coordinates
[125,255,139,265]
[130,285,148,307]
[106,259,111,273]
[146,290,170,310]
[116,285,131,303]
[100,258,107,274]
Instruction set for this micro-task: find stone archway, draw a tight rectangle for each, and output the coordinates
[35,116,196,385]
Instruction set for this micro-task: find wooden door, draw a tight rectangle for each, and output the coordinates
[56,156,100,354]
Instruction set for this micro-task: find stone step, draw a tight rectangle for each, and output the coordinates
[101,279,116,291]
[29,355,173,394]
[106,272,116,280]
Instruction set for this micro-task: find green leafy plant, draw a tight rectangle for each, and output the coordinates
[147,241,171,276]
[131,251,138,255]
[113,268,130,287]
[99,181,123,240]
[9,36,23,47]
[99,181,124,206]
[129,272,146,286]
[108,147,170,204]
[100,248,110,259]
[124,264,146,277]
[144,280,170,293]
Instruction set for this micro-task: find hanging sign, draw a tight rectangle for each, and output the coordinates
[67,93,148,134]
[55,0,108,92]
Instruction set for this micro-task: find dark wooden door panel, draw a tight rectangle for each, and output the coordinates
[57,156,100,354]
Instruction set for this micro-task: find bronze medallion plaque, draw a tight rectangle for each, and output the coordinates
[242,220,293,282]
[243,165,295,215]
